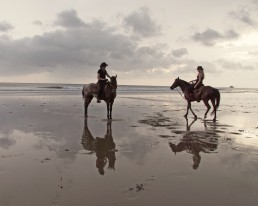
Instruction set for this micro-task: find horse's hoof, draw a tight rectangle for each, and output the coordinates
[194,116,197,119]
[213,119,216,122]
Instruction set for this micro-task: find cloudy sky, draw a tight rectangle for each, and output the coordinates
[0,0,258,87]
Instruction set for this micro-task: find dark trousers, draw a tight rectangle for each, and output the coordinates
[98,80,106,98]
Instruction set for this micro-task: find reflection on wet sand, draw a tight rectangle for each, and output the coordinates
[81,119,116,175]
[169,118,219,169]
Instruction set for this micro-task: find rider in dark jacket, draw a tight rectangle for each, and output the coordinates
[97,62,110,103]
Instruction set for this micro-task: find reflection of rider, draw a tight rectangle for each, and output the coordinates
[169,139,202,169]
[81,119,116,175]
[97,62,111,103]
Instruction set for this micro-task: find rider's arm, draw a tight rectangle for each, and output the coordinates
[189,79,197,84]
[106,71,111,78]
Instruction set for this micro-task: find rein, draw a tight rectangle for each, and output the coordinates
[176,87,186,101]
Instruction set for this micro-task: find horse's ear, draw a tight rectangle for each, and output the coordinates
[115,74,117,78]
[177,77,179,79]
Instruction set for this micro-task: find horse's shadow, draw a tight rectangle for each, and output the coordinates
[169,118,219,169]
[82,119,116,175]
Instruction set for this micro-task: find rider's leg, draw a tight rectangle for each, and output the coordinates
[97,81,104,103]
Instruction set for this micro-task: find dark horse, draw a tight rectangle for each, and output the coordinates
[82,75,117,119]
[170,77,220,121]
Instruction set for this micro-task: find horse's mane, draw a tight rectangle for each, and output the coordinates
[179,78,191,87]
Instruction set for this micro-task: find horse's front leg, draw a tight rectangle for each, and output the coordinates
[109,101,114,119]
[184,101,190,118]
[84,96,93,117]
[189,103,197,119]
[106,102,110,119]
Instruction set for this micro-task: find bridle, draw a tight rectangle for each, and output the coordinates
[172,80,186,101]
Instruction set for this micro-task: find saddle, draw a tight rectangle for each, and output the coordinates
[187,86,203,102]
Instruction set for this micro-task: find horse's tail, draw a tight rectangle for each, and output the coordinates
[215,89,220,109]
[211,89,220,115]
[82,85,85,99]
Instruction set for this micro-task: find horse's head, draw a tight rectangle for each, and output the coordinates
[110,75,117,89]
[170,77,180,90]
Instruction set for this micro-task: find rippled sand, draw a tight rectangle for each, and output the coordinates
[0,91,258,206]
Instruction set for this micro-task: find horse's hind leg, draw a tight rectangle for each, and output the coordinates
[211,99,216,122]
[84,96,93,117]
[203,99,211,119]
[106,100,114,119]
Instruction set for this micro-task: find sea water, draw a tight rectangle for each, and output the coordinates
[0,82,257,94]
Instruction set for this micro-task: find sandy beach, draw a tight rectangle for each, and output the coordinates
[1,89,258,206]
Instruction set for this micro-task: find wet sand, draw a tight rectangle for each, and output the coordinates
[0,91,258,206]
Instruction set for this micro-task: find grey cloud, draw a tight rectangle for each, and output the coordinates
[0,21,14,32]
[252,0,258,5]
[172,48,188,58]
[124,7,161,37]
[54,9,86,28]
[173,61,220,75]
[0,26,133,75]
[217,59,255,70]
[224,30,239,39]
[192,28,222,46]
[0,137,16,149]
[248,50,258,55]
[192,28,239,46]
[229,7,256,26]
[0,15,173,78]
[33,20,43,26]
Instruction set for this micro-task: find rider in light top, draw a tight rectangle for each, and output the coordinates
[189,66,205,89]
[97,62,111,103]
[194,66,205,89]
[188,66,205,101]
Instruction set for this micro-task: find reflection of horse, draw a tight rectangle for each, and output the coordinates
[170,77,220,121]
[82,76,117,119]
[169,118,218,169]
[81,119,116,175]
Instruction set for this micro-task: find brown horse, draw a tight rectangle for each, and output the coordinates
[170,77,220,121]
[82,75,117,119]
